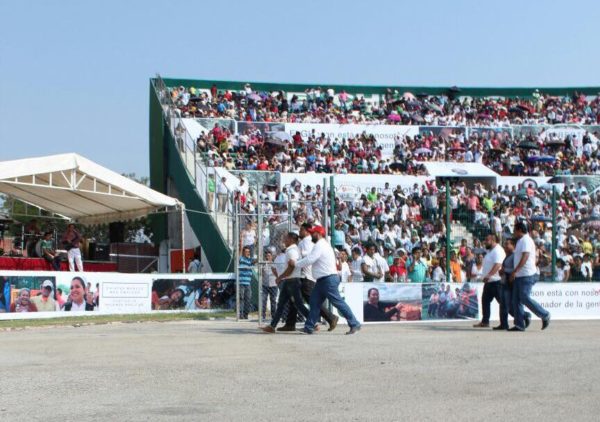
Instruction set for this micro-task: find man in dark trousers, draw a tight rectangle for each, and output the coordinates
[278,223,338,332]
[261,232,309,333]
[290,225,361,335]
[473,234,505,328]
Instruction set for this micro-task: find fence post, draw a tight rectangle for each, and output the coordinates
[551,185,557,282]
[234,201,240,321]
[445,180,451,283]
[322,178,328,234]
[329,175,335,247]
[257,189,263,326]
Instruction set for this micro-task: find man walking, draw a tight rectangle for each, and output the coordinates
[473,234,505,328]
[261,233,309,333]
[280,223,338,332]
[290,225,361,335]
[495,239,531,330]
[509,222,551,331]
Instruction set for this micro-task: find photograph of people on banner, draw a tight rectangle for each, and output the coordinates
[151,277,236,311]
[0,274,98,313]
[422,283,478,320]
[363,283,422,322]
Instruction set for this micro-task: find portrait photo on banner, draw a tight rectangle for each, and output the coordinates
[363,283,422,322]
[0,273,100,314]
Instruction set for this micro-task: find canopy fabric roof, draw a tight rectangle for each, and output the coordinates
[419,162,500,178]
[0,153,180,224]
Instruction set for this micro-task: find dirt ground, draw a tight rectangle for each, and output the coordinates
[1,320,599,422]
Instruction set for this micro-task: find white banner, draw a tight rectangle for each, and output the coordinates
[481,282,600,321]
[279,172,431,200]
[0,271,235,320]
[284,123,419,157]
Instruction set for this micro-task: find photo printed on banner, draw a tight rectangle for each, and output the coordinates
[422,282,478,320]
[363,283,422,322]
[152,278,236,311]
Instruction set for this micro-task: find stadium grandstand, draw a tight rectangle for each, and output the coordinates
[149,76,600,289]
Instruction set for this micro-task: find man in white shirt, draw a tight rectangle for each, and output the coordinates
[290,225,361,335]
[473,234,506,328]
[361,244,382,282]
[217,177,229,212]
[261,233,310,333]
[350,247,364,282]
[510,222,551,331]
[281,223,338,332]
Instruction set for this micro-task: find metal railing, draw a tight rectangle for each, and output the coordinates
[153,76,236,251]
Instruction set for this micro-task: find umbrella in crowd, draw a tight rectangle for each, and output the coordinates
[414,148,432,155]
[411,113,425,123]
[402,92,416,101]
[247,93,262,102]
[448,147,466,153]
[518,141,539,150]
[581,216,600,228]
[425,102,443,114]
[531,215,552,223]
[388,113,401,122]
[527,155,556,163]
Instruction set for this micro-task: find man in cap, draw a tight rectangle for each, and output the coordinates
[30,280,58,312]
[289,225,361,335]
[279,223,338,332]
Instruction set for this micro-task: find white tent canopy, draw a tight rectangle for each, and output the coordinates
[0,153,181,225]
[419,162,500,178]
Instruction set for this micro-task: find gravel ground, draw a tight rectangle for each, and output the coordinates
[1,320,599,422]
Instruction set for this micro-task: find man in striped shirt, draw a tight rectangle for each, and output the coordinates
[238,246,254,319]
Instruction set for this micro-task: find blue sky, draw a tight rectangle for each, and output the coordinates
[1,0,599,177]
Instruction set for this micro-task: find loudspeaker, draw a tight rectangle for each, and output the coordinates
[109,222,125,243]
[89,243,110,261]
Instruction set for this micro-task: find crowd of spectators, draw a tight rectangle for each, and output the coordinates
[170,84,600,126]
[233,177,600,284]
[193,116,600,178]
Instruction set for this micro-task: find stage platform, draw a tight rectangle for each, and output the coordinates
[0,256,117,272]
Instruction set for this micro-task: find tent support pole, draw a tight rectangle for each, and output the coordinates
[181,204,186,273]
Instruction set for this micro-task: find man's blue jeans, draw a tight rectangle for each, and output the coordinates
[512,275,550,330]
[500,282,530,328]
[305,274,360,332]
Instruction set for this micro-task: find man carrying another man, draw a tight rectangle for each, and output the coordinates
[278,223,338,332]
[289,225,361,335]
[261,232,309,333]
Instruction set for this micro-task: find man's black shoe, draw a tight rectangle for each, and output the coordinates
[277,325,296,332]
[328,316,339,332]
[345,325,361,335]
[492,325,508,331]
[525,315,531,329]
[508,327,524,332]
[542,315,551,330]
